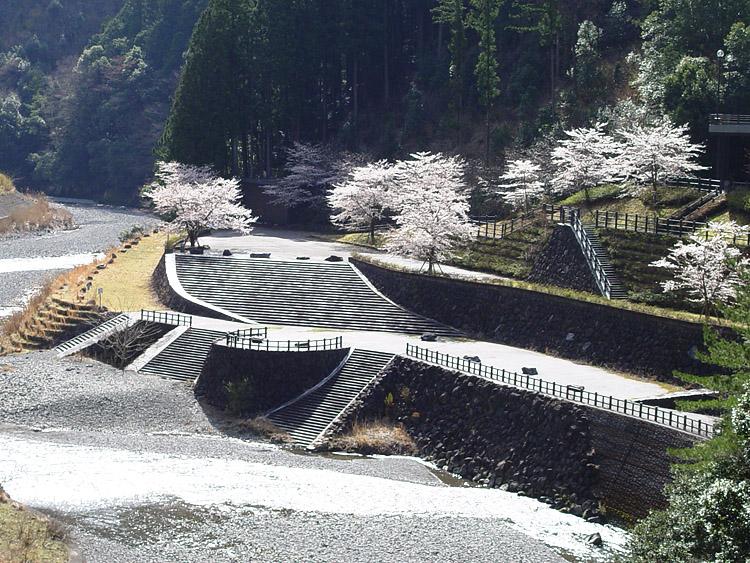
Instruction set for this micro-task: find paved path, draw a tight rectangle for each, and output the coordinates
[202,227,506,282]
[196,228,675,400]
[186,315,671,400]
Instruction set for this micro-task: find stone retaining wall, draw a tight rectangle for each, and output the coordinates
[328,357,700,519]
[196,342,349,415]
[351,258,708,381]
[528,225,599,294]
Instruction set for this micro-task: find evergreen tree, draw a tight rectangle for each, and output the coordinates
[468,0,502,161]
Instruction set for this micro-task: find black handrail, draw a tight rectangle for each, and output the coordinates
[405,344,715,438]
[140,309,193,327]
[224,334,343,352]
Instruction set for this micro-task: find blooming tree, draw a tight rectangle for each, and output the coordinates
[145,161,256,248]
[386,152,473,274]
[617,117,706,203]
[328,160,398,243]
[551,123,623,201]
[498,159,545,212]
[651,221,749,316]
[264,142,364,209]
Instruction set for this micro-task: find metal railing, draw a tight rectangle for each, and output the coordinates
[473,209,539,240]
[668,177,722,192]
[594,210,750,246]
[140,309,192,327]
[224,334,343,352]
[567,208,613,299]
[406,344,715,438]
[669,189,721,220]
[710,113,750,125]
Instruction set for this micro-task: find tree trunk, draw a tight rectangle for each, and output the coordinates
[485,107,491,163]
[241,135,250,178]
[383,0,390,104]
[231,137,239,177]
[369,218,376,244]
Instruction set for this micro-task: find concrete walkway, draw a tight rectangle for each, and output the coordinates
[183,312,668,401]
[201,227,507,283]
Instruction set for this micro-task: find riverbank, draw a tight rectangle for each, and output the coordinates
[0,352,628,562]
[0,483,68,563]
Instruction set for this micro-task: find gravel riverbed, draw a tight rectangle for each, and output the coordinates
[0,352,628,562]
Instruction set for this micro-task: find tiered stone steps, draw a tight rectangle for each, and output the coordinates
[581,225,628,300]
[53,313,131,356]
[137,328,225,382]
[268,349,394,448]
[3,298,105,354]
[174,255,456,335]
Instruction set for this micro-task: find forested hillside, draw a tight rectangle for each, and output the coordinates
[1,0,749,203]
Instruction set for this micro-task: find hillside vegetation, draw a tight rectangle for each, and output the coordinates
[1,1,748,202]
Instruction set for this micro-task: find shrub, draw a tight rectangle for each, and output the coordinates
[327,420,417,455]
[727,188,750,214]
[0,172,15,193]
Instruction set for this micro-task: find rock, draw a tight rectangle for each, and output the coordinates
[296,256,310,260]
[463,355,481,363]
[565,333,575,342]
[420,333,438,342]
[250,252,270,258]
[586,533,603,547]
[189,247,204,255]
[325,255,344,262]
[521,367,537,375]
[222,249,232,256]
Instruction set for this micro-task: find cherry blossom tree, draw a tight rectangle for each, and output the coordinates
[264,142,365,209]
[498,159,545,212]
[651,221,749,316]
[145,161,256,248]
[328,160,398,243]
[551,123,623,202]
[617,117,706,203]
[386,152,473,274]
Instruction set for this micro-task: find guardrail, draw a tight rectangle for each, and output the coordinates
[668,177,722,192]
[594,210,750,246]
[225,334,343,352]
[140,309,193,327]
[406,344,715,438]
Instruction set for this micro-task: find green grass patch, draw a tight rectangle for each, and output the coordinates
[556,185,703,221]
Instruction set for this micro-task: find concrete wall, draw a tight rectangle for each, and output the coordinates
[329,357,700,519]
[196,342,349,415]
[351,258,709,381]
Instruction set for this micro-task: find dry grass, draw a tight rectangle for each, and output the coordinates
[0,173,14,194]
[231,416,292,443]
[60,232,168,311]
[0,279,56,342]
[327,420,417,455]
[0,195,73,235]
[0,488,68,563]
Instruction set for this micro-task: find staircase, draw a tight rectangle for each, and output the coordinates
[174,255,456,335]
[268,349,394,448]
[53,313,131,356]
[137,328,225,382]
[2,298,105,355]
[580,224,628,300]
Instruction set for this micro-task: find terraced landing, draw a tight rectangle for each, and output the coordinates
[174,255,456,335]
[138,328,225,382]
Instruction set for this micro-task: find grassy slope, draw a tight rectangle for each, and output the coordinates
[557,184,703,220]
[59,231,170,311]
[0,494,67,563]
